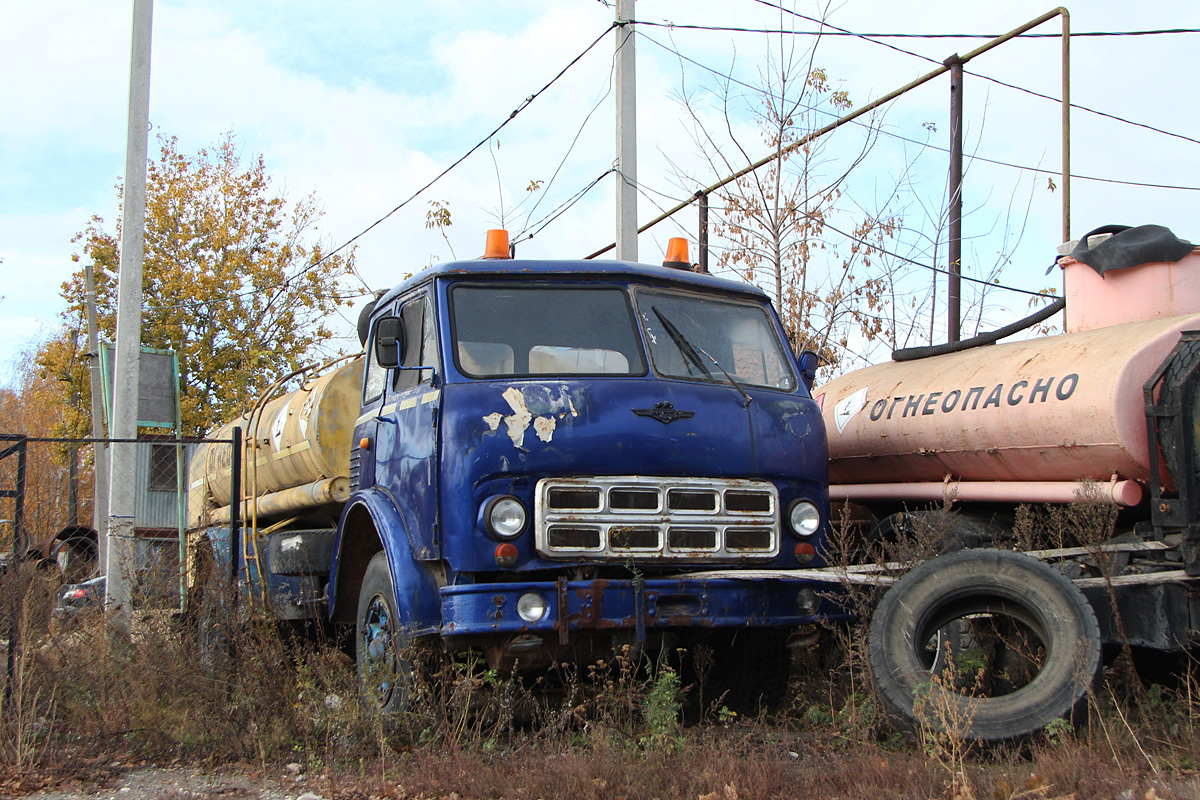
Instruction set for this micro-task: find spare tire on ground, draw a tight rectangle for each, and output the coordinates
[868,549,1101,742]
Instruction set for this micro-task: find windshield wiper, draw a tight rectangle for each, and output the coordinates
[651,307,752,407]
[652,306,712,378]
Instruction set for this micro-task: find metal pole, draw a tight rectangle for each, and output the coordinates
[1060,10,1071,329]
[947,55,964,344]
[615,0,638,262]
[229,426,242,620]
[698,192,709,274]
[3,436,27,708]
[106,0,154,632]
[85,264,109,575]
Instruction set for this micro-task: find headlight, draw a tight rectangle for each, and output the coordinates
[484,495,527,539]
[788,500,821,538]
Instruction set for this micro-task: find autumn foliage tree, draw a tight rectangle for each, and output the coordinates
[46,133,354,436]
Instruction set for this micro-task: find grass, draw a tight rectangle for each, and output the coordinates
[2,560,1199,799]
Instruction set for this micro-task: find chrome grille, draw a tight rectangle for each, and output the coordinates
[535,476,779,560]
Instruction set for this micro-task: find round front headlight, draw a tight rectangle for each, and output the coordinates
[788,500,821,538]
[516,592,547,622]
[485,495,527,539]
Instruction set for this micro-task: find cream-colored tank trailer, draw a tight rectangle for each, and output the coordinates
[818,225,1200,743]
[188,358,363,529]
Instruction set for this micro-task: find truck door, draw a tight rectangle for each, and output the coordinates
[376,293,442,560]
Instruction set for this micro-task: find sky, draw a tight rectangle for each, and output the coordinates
[3,0,1199,384]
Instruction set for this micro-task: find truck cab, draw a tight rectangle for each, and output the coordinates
[330,236,838,710]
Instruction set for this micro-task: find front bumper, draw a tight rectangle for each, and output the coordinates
[439,573,850,642]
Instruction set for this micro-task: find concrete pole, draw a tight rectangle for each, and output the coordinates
[85,264,109,575]
[106,0,154,630]
[615,0,637,262]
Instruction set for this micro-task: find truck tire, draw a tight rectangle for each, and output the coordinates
[356,551,412,714]
[267,529,336,576]
[868,549,1100,742]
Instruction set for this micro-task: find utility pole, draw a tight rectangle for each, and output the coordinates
[107,0,154,631]
[946,55,963,344]
[615,0,638,262]
[85,264,109,575]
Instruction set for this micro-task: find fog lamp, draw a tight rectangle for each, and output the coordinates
[795,588,819,616]
[516,592,547,622]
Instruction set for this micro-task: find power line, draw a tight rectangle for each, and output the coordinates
[641,32,1200,192]
[139,23,617,309]
[742,0,1200,149]
[633,19,1200,39]
[517,43,619,238]
[307,23,616,276]
[513,169,615,246]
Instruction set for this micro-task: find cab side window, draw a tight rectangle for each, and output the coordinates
[363,317,389,404]
[393,294,438,393]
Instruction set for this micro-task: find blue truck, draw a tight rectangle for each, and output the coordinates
[187,232,843,712]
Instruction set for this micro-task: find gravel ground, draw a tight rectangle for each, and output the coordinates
[17,764,326,800]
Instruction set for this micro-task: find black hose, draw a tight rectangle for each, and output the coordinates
[891,296,1065,362]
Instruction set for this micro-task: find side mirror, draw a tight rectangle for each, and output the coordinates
[797,350,819,391]
[374,316,404,369]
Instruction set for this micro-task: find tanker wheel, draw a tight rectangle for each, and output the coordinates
[356,551,413,714]
[868,549,1100,742]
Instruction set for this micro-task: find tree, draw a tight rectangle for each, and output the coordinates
[46,133,354,436]
[672,24,901,372]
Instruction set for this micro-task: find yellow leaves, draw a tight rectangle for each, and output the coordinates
[58,131,354,436]
[425,200,453,231]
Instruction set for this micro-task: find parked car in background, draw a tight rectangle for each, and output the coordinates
[54,576,105,622]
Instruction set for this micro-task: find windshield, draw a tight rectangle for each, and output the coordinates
[635,289,796,391]
[450,284,647,377]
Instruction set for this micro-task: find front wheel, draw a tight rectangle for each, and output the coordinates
[868,549,1100,742]
[356,551,412,714]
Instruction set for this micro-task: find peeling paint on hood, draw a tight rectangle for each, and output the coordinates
[501,387,533,448]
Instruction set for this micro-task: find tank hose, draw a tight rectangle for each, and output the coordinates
[891,296,1065,362]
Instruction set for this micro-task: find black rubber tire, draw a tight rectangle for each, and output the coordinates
[868,549,1101,742]
[267,529,336,576]
[356,551,412,714]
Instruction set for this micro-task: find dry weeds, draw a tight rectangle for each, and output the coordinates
[2,548,1199,799]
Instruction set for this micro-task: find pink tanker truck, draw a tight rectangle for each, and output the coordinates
[818,225,1200,741]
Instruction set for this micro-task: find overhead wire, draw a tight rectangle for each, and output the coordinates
[517,35,620,236]
[512,168,616,246]
[741,0,1200,148]
[632,19,1200,40]
[640,32,1200,192]
[132,22,617,315]
[316,22,615,267]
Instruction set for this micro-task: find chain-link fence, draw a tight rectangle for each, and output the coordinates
[1,433,235,704]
